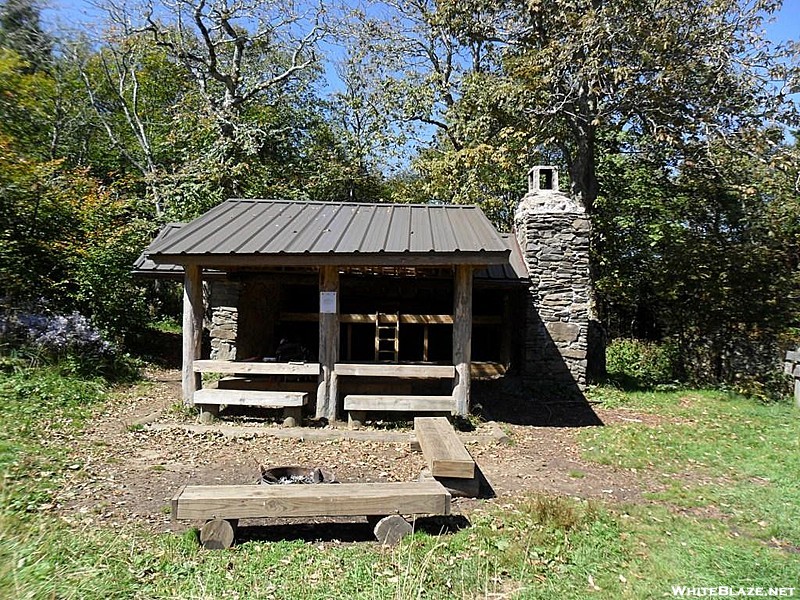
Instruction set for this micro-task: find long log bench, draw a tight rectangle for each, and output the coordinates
[193,389,308,426]
[191,361,319,425]
[344,395,455,428]
[172,480,451,548]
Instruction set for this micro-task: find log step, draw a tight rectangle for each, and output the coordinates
[414,416,475,479]
[344,395,454,412]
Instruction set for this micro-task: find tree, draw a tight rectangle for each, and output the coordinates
[73,35,190,216]
[0,0,51,72]
[439,0,797,211]
[94,0,330,202]
[593,127,800,383]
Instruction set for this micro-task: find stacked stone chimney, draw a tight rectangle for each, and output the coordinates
[514,166,591,395]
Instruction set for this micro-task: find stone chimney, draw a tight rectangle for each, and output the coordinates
[514,166,591,395]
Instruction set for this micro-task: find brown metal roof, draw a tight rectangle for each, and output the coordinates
[134,221,530,284]
[146,200,510,267]
[132,223,189,278]
[474,233,529,284]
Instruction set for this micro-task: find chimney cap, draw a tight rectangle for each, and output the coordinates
[527,166,559,193]
[516,164,584,216]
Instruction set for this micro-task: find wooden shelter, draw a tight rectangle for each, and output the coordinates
[140,200,529,422]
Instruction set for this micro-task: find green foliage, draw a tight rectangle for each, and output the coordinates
[595,130,800,386]
[605,338,679,389]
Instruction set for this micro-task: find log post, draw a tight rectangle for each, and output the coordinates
[452,265,473,416]
[182,264,203,405]
[317,266,340,421]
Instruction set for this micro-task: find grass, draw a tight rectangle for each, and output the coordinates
[582,387,800,544]
[0,367,798,598]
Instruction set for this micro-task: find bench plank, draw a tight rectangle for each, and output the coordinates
[335,364,455,378]
[173,481,450,520]
[193,360,320,376]
[414,417,475,479]
[344,395,454,412]
[194,389,308,408]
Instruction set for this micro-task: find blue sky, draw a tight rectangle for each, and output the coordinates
[47,0,800,44]
[765,0,799,43]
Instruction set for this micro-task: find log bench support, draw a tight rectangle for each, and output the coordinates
[194,389,308,427]
[172,481,451,548]
[785,349,800,409]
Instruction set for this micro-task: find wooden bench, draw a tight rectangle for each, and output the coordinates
[414,417,475,479]
[193,360,320,376]
[194,389,308,426]
[344,394,454,428]
[172,481,451,548]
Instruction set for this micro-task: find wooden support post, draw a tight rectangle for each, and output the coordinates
[199,518,237,549]
[317,266,340,421]
[182,264,203,405]
[452,265,473,416]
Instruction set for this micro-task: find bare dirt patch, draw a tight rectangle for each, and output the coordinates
[54,369,653,535]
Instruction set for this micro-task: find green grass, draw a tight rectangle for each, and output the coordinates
[583,388,800,544]
[1,369,799,598]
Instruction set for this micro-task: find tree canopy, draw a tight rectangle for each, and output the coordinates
[0,0,797,388]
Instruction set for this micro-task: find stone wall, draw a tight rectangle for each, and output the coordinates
[206,280,240,360]
[514,167,591,396]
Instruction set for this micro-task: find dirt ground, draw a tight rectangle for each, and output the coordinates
[53,368,654,540]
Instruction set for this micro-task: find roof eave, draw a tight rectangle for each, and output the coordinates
[148,250,511,268]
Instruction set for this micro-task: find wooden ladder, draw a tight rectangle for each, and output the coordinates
[375,312,400,362]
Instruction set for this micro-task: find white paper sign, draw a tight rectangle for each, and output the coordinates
[320,291,337,314]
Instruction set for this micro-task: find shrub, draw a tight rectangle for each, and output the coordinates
[730,369,793,404]
[0,305,138,381]
[605,338,679,389]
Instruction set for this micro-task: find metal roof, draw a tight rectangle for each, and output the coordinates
[134,221,529,283]
[146,200,510,267]
[132,223,191,278]
[476,234,529,284]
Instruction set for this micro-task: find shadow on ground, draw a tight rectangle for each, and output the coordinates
[233,514,471,544]
[128,327,182,369]
[473,377,604,427]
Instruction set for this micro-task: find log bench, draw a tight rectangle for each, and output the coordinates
[344,395,455,428]
[194,389,308,426]
[414,417,475,479]
[171,481,451,548]
[414,416,482,498]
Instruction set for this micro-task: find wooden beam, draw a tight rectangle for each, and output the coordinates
[194,389,308,408]
[414,417,476,479]
[182,264,203,404]
[281,313,457,325]
[344,395,455,412]
[452,265,473,416]
[317,266,339,420]
[173,481,451,520]
[334,363,455,378]
[193,360,320,376]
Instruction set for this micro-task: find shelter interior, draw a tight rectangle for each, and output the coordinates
[211,266,527,409]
